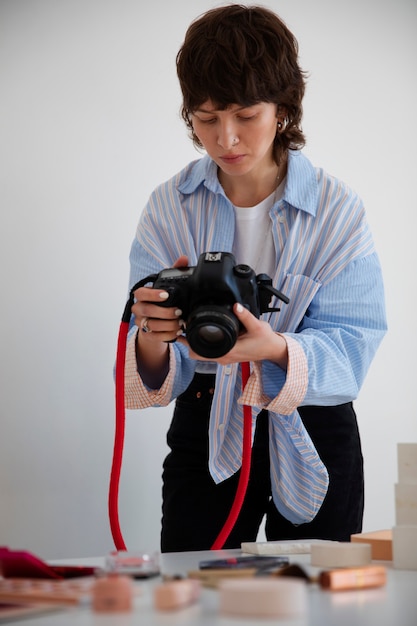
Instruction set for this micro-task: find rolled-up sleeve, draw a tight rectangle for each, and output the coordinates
[238,335,308,414]
[124,332,176,408]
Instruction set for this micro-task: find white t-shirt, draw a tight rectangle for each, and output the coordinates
[232,179,285,278]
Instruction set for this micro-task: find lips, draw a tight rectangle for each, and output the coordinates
[219,154,245,164]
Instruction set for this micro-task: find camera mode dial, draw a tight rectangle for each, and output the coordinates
[233,264,252,277]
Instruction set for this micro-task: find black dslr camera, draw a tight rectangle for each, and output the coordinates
[148,251,289,358]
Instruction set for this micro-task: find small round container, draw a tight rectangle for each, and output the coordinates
[91,573,134,613]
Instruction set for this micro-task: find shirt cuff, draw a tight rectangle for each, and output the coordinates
[238,334,308,415]
[124,331,175,408]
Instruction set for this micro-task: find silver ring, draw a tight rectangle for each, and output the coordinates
[141,317,152,333]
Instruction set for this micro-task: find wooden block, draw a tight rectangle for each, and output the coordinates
[395,483,417,525]
[393,525,417,570]
[351,529,393,560]
[397,443,417,484]
[310,542,372,568]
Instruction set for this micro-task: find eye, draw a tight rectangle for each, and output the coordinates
[194,115,217,125]
[237,108,259,121]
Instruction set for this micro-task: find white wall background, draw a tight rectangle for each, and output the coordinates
[0,0,416,560]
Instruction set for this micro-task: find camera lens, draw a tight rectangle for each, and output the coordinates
[186,306,240,358]
[197,325,226,344]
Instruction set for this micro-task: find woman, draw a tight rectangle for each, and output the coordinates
[124,5,387,552]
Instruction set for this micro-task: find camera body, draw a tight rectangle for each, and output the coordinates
[151,251,288,358]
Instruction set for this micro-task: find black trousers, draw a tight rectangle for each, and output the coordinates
[161,373,364,552]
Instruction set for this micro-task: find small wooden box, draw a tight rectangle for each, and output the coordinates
[351,529,393,561]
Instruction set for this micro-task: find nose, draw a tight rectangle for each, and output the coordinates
[217,122,238,149]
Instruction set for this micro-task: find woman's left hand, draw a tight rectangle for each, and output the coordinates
[176,302,288,369]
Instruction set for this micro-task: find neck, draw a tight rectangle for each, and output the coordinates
[219,155,287,207]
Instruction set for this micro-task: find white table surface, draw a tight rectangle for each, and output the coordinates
[2,548,417,625]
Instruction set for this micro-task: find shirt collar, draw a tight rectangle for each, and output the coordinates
[178,155,220,195]
[178,150,318,216]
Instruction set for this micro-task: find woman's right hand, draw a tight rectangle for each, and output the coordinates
[131,284,185,343]
[131,256,188,378]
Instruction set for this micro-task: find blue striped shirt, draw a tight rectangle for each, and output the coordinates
[126,149,387,524]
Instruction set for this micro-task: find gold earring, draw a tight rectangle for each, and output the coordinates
[277,118,288,132]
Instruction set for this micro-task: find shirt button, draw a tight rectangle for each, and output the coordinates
[278,216,286,223]
[224,365,232,375]
[218,423,225,431]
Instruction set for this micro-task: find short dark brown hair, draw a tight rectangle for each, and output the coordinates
[176,4,307,157]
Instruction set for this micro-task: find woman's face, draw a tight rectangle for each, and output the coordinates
[191,100,278,178]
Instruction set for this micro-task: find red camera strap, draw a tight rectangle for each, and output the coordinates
[108,319,129,551]
[109,317,253,552]
[210,360,252,550]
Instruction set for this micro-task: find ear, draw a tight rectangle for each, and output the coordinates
[276,106,288,133]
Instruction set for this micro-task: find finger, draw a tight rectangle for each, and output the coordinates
[233,302,259,331]
[132,301,183,326]
[140,317,152,333]
[138,315,184,339]
[173,255,189,268]
[133,285,170,303]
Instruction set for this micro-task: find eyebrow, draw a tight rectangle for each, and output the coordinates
[194,105,251,114]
